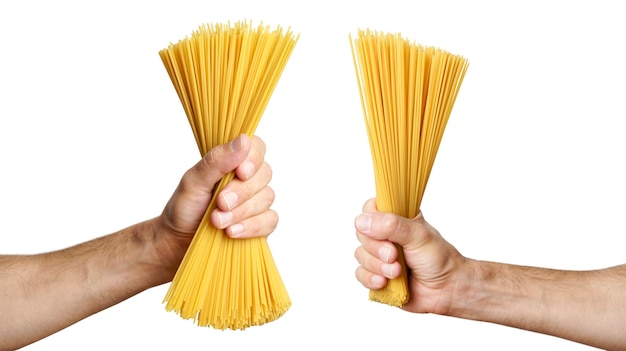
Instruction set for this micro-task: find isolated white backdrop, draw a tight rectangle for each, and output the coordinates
[1,1,624,350]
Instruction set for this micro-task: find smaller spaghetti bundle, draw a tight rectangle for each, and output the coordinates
[159,20,298,329]
[350,29,469,307]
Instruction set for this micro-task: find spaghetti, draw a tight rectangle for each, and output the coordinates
[159,20,298,329]
[350,29,468,306]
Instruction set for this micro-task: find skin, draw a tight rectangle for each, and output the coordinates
[0,134,278,351]
[354,198,626,351]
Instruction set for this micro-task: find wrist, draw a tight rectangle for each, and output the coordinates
[447,259,511,319]
[446,259,548,332]
[432,258,484,317]
[147,216,192,284]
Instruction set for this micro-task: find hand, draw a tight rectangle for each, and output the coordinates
[156,134,278,277]
[353,198,466,315]
[0,134,278,349]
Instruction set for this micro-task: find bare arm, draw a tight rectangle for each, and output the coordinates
[0,134,278,350]
[354,198,626,350]
[0,221,165,349]
[454,261,626,349]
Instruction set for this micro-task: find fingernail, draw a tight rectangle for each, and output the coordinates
[215,211,233,228]
[371,275,386,287]
[381,263,396,278]
[221,191,238,210]
[242,161,254,179]
[230,136,243,152]
[229,223,244,237]
[379,246,391,263]
[355,214,372,232]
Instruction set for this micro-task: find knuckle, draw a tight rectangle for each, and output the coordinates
[355,266,362,280]
[253,135,267,153]
[264,162,273,180]
[202,147,220,168]
[256,162,272,182]
[354,246,365,262]
[264,186,276,203]
[379,213,401,233]
[268,209,279,228]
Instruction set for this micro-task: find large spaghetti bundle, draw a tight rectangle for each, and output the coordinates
[159,20,298,329]
[350,29,468,306]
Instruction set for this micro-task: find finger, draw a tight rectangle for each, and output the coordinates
[234,135,266,181]
[355,266,387,290]
[355,210,433,251]
[215,161,272,212]
[355,231,399,264]
[362,198,377,212]
[211,186,275,229]
[183,134,252,196]
[354,245,402,279]
[223,209,279,239]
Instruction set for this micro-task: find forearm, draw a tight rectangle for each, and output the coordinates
[451,260,626,350]
[0,218,169,350]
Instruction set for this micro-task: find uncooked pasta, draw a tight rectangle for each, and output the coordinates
[350,29,468,306]
[159,20,298,329]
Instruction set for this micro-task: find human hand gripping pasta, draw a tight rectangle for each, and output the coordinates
[159,20,299,329]
[350,29,469,306]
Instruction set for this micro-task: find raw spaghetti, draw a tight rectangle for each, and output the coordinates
[350,29,468,306]
[159,20,298,329]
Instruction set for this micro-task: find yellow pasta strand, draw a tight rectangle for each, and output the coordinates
[159,20,298,329]
[350,29,468,307]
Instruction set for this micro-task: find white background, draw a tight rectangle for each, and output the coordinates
[1,0,624,350]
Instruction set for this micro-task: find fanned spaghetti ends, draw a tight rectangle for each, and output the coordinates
[350,29,469,307]
[159,20,298,330]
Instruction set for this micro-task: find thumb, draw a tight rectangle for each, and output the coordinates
[187,134,252,193]
[355,211,433,250]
